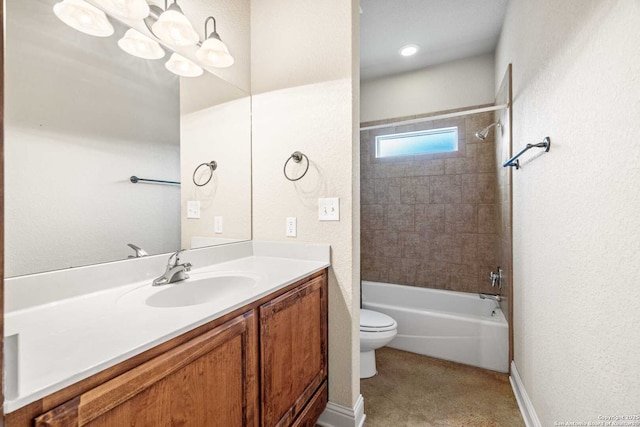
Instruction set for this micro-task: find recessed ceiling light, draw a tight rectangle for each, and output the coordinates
[399,44,420,57]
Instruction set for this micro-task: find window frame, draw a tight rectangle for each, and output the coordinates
[374,126,459,159]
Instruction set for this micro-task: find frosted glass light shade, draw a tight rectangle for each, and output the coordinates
[196,36,234,68]
[118,29,165,59]
[151,5,199,47]
[53,0,114,37]
[165,53,203,77]
[106,0,150,20]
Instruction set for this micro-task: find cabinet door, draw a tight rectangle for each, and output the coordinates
[35,311,258,427]
[260,274,328,427]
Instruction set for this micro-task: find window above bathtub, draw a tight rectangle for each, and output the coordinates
[375,127,458,158]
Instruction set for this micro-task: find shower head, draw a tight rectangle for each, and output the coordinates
[475,121,502,140]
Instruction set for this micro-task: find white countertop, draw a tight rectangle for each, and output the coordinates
[4,242,330,413]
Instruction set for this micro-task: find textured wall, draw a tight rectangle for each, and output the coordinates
[496,0,640,423]
[251,0,360,408]
[360,54,495,123]
[361,110,500,295]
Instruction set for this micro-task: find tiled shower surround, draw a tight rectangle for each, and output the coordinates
[360,108,501,295]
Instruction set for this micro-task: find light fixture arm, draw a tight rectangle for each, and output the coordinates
[163,0,178,10]
[204,16,221,40]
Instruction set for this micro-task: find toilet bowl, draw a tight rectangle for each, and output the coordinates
[360,309,397,379]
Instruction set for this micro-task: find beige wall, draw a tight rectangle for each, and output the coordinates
[360,53,495,123]
[496,0,640,423]
[250,0,360,409]
[360,110,500,294]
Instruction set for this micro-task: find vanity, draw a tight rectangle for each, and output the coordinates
[4,1,331,425]
[4,241,330,426]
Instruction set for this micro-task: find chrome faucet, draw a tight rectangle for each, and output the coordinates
[479,293,502,302]
[152,250,192,286]
[127,243,149,258]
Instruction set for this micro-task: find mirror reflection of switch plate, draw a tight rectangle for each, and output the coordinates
[286,217,297,237]
[187,201,200,219]
[318,198,339,221]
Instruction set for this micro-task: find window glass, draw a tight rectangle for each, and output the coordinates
[375,127,458,158]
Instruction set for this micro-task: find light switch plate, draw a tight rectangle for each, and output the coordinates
[319,198,340,221]
[187,201,200,219]
[214,216,223,233]
[286,217,297,237]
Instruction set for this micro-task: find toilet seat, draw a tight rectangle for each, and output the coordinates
[360,309,397,332]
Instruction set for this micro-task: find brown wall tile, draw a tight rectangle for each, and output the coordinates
[415,204,446,233]
[360,110,501,295]
[362,204,385,230]
[385,204,415,231]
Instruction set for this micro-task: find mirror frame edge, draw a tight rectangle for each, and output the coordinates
[2,0,6,419]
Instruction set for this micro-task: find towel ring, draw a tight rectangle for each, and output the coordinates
[193,161,217,187]
[283,151,309,181]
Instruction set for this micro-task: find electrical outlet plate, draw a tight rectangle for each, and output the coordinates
[286,217,297,237]
[318,197,340,221]
[214,216,223,233]
[187,201,200,219]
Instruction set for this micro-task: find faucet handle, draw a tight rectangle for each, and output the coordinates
[127,243,149,258]
[489,267,503,289]
[167,249,186,266]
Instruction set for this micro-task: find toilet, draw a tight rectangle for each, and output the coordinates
[360,309,398,378]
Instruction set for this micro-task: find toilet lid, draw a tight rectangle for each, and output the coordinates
[360,309,397,332]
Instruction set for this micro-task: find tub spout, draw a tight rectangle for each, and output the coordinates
[479,293,502,302]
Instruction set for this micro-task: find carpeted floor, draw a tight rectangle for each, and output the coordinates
[360,348,525,427]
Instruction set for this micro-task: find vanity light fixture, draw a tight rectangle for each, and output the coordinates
[150,0,199,47]
[100,0,150,20]
[165,52,203,77]
[118,29,165,59]
[53,0,114,37]
[196,16,234,68]
[399,44,420,57]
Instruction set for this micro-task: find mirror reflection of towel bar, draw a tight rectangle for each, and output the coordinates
[130,176,180,185]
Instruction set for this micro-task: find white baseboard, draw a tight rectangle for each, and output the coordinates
[317,394,366,427]
[510,361,542,427]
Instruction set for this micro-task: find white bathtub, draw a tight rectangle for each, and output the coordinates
[362,281,509,373]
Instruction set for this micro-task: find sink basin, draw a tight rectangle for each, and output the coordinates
[146,274,258,308]
[117,272,260,309]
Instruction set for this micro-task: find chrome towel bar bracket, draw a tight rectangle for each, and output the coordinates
[503,137,551,169]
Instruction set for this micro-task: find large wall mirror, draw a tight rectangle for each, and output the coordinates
[5,0,251,277]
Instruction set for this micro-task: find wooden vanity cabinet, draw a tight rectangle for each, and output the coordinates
[6,269,328,427]
[35,311,259,427]
[260,275,328,427]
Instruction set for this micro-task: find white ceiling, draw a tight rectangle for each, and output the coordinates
[360,0,508,80]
